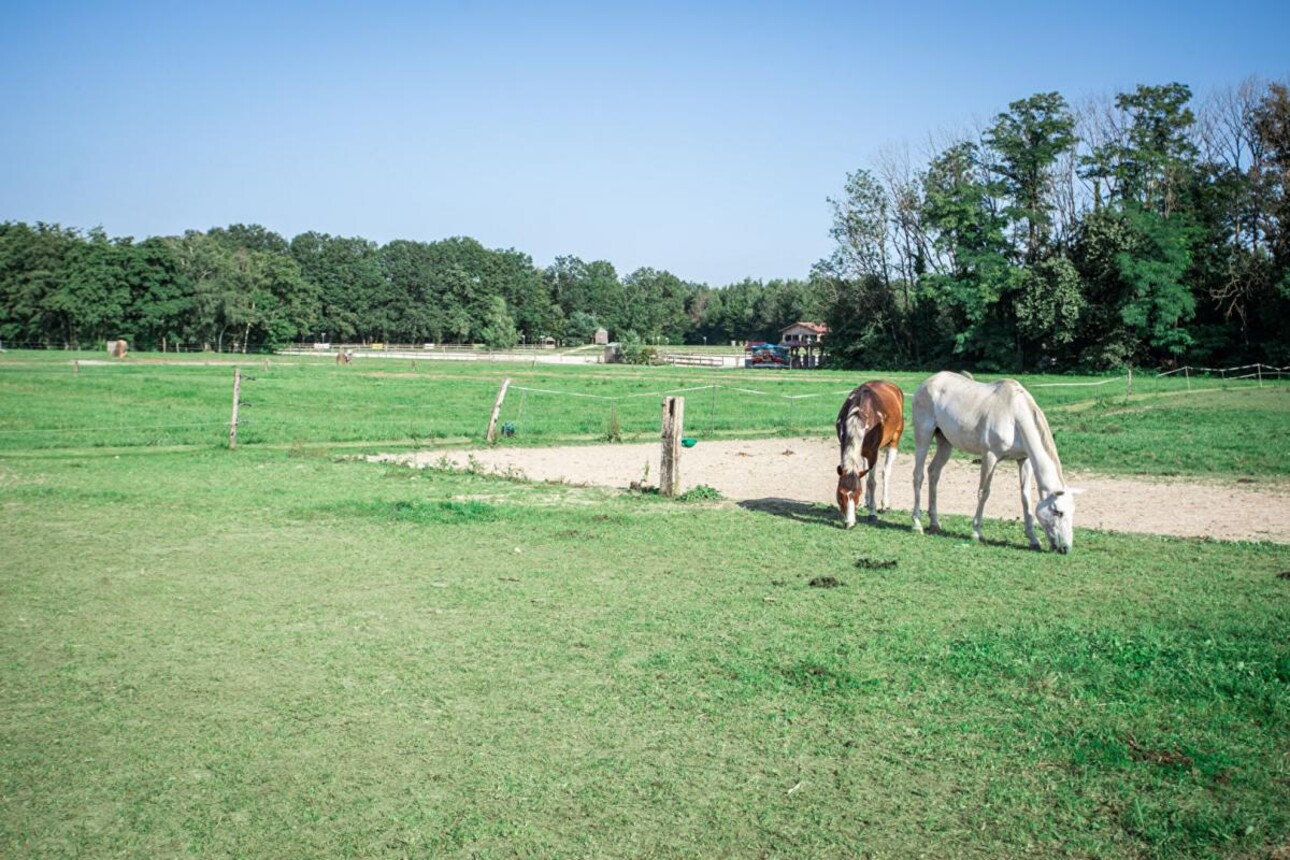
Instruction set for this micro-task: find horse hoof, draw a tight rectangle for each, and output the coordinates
[867,515,878,525]
[1030,543,1042,552]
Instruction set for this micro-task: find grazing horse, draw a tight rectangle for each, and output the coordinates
[835,380,905,528]
[910,371,1079,552]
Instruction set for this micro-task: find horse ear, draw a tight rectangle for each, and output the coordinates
[836,465,843,476]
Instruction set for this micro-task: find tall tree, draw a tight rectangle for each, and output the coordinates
[920,141,1020,365]
[1083,83,1199,216]
[0,222,79,344]
[984,92,1078,263]
[290,232,385,343]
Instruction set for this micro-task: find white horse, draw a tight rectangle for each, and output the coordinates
[910,371,1080,553]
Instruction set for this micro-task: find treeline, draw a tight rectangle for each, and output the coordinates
[0,225,677,352]
[0,219,820,352]
[2,77,1286,369]
[819,78,1290,370]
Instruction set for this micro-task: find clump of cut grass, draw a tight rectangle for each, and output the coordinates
[676,484,723,502]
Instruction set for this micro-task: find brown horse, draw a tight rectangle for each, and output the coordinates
[835,380,905,528]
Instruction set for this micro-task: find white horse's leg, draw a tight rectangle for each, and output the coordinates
[926,435,953,533]
[972,452,1000,542]
[879,445,897,513]
[1019,458,1041,551]
[911,436,930,534]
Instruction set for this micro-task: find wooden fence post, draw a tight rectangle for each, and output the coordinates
[1184,366,1191,391]
[229,367,241,450]
[73,360,79,374]
[486,378,512,443]
[660,395,685,496]
[1125,364,1133,401]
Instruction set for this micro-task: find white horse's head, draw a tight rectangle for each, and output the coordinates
[1035,488,1080,553]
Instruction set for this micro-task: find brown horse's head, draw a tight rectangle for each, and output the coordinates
[835,464,869,529]
[835,391,881,529]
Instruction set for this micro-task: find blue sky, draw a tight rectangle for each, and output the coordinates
[2,1,1287,286]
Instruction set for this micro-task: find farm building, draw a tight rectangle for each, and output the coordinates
[779,322,827,368]
[779,321,828,347]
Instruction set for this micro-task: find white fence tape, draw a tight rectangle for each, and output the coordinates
[1032,376,1127,388]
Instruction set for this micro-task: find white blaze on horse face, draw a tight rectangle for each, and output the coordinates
[1036,490,1077,553]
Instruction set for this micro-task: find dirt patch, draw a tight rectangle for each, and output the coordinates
[376,437,1290,544]
[1127,734,1193,768]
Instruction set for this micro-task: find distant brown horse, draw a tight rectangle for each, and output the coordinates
[835,380,905,528]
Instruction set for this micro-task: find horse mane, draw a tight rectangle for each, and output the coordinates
[1028,398,1065,485]
[837,389,869,482]
[839,409,865,477]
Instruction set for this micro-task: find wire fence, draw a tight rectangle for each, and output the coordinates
[0,356,1285,453]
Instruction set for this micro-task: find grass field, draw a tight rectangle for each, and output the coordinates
[2,350,1289,857]
[1,350,1288,478]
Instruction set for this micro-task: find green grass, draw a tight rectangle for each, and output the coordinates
[2,349,1288,479]
[1,449,1288,858]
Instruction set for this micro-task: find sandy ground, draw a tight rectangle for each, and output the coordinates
[378,437,1290,544]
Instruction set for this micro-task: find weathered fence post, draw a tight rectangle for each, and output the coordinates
[1257,363,1264,387]
[1125,364,1133,401]
[486,378,512,443]
[659,395,685,497]
[73,360,79,374]
[1184,365,1191,391]
[229,367,241,450]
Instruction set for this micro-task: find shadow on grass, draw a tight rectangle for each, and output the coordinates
[738,497,917,533]
[739,497,1044,553]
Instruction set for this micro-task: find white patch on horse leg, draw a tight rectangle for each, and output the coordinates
[864,459,878,522]
[880,446,897,512]
[844,494,856,529]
